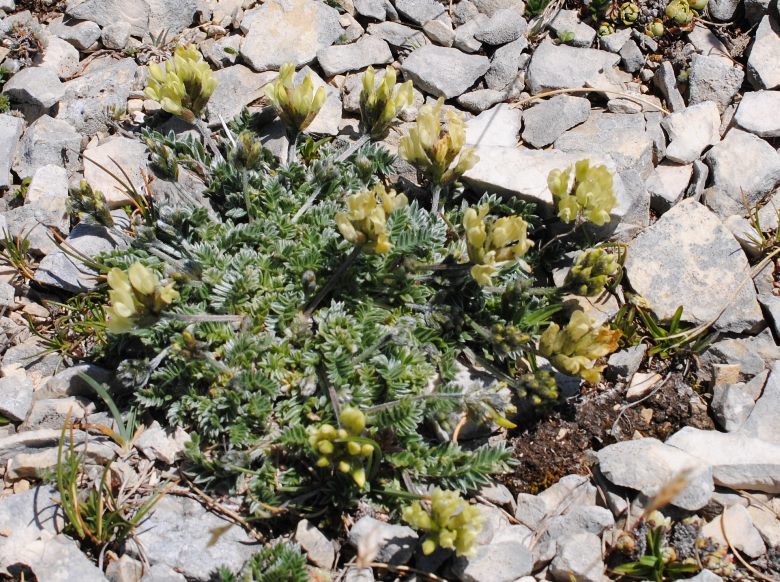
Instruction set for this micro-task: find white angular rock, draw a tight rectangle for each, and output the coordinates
[0,374,34,422]
[711,372,766,432]
[474,7,526,45]
[12,115,81,179]
[0,114,25,189]
[747,16,780,90]
[549,9,596,47]
[735,90,780,137]
[129,495,258,580]
[465,103,522,147]
[205,65,276,127]
[240,0,343,72]
[452,541,534,582]
[741,361,780,444]
[134,421,191,465]
[599,28,632,53]
[101,21,132,50]
[485,38,527,91]
[526,40,621,95]
[667,427,780,493]
[65,0,150,37]
[625,198,763,333]
[597,437,714,510]
[2,66,65,109]
[521,95,590,148]
[550,532,604,582]
[317,36,392,77]
[367,22,427,48]
[653,61,686,112]
[688,55,744,112]
[347,516,417,565]
[84,136,148,208]
[423,18,455,46]
[401,45,490,98]
[145,0,200,37]
[702,504,766,558]
[25,164,68,217]
[661,101,721,164]
[538,474,598,511]
[454,14,489,53]
[704,128,780,217]
[49,15,101,50]
[646,162,692,212]
[456,88,506,112]
[688,24,731,62]
[395,0,445,24]
[295,519,336,569]
[37,35,80,79]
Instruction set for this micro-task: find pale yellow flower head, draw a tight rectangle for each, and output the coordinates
[145,45,217,121]
[104,262,179,334]
[265,63,326,133]
[463,204,533,286]
[399,98,478,187]
[336,184,408,254]
[547,160,616,226]
[360,66,414,139]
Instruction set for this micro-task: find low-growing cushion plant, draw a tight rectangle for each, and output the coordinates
[61,61,626,560]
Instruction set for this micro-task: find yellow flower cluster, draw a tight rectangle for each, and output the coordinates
[539,310,621,383]
[360,65,414,139]
[565,248,620,297]
[308,407,374,488]
[547,160,617,226]
[68,180,113,227]
[336,184,408,254]
[399,98,478,187]
[464,205,533,286]
[105,263,179,334]
[265,63,326,134]
[402,488,484,557]
[145,45,217,122]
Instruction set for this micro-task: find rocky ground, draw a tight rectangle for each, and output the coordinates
[0,0,779,580]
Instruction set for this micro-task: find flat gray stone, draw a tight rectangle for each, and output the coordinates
[735,90,780,137]
[423,18,455,46]
[701,331,780,382]
[101,21,132,50]
[130,495,259,580]
[646,162,693,212]
[598,437,714,510]
[13,115,81,179]
[49,15,101,50]
[549,9,596,47]
[205,65,276,127]
[347,516,417,565]
[367,21,427,48]
[34,223,126,293]
[702,504,766,558]
[668,426,780,493]
[687,24,731,62]
[355,0,387,20]
[474,7,526,45]
[485,37,527,90]
[145,0,200,38]
[599,28,631,52]
[0,114,25,188]
[3,67,65,109]
[711,373,765,432]
[454,14,488,53]
[402,45,489,98]
[653,61,686,112]
[37,363,113,400]
[625,198,763,333]
[394,0,446,24]
[688,55,745,112]
[521,95,590,148]
[472,0,525,16]
[317,35,392,77]
[2,205,69,255]
[741,361,780,444]
[295,519,336,569]
[704,128,780,217]
[708,0,741,20]
[619,40,644,73]
[661,101,721,164]
[526,40,620,95]
[57,57,139,136]
[0,374,34,422]
[452,541,533,582]
[550,532,604,582]
[37,36,80,80]
[240,0,342,72]
[65,0,150,37]
[83,136,149,208]
[465,103,522,147]
[747,16,780,90]
[200,35,241,69]
[605,344,647,381]
[456,88,506,112]
[760,293,780,337]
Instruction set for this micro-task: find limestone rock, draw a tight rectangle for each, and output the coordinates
[661,101,721,164]
[130,495,259,580]
[704,128,780,217]
[741,361,780,443]
[367,22,427,48]
[485,38,527,91]
[0,114,25,189]
[205,65,276,127]
[625,198,763,333]
[295,519,336,569]
[3,66,65,109]
[401,45,489,98]
[474,7,526,45]
[452,541,534,582]
[521,95,590,148]
[667,427,780,493]
[702,504,766,558]
[49,15,101,50]
[347,516,417,565]
[240,0,342,72]
[0,374,34,422]
[688,55,745,112]
[597,437,714,510]
[38,35,80,79]
[735,90,780,137]
[526,40,620,94]
[549,9,596,47]
[465,103,522,147]
[65,0,150,37]
[550,532,605,582]
[646,162,693,212]
[747,16,780,89]
[13,115,80,179]
[653,61,686,112]
[394,0,446,24]
[317,35,392,77]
